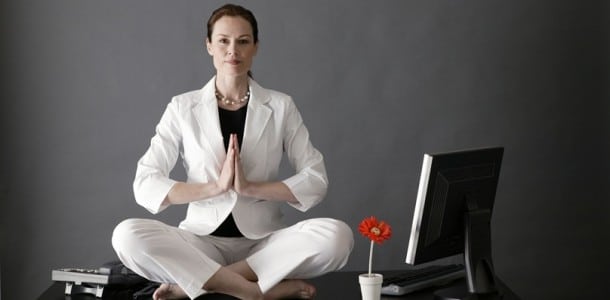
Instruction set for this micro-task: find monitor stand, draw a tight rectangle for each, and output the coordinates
[434,197,503,300]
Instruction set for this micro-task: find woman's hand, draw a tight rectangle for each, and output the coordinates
[232,134,251,195]
[216,134,236,192]
[225,133,297,203]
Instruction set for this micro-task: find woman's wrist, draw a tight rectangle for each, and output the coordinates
[167,181,228,205]
[236,181,254,198]
[213,180,230,195]
[237,181,297,203]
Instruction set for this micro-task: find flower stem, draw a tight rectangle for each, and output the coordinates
[368,240,374,276]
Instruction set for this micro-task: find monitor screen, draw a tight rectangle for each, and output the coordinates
[405,147,504,298]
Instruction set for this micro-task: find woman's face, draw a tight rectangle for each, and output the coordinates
[206,16,258,78]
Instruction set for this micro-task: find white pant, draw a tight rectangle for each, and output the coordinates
[111,218,354,299]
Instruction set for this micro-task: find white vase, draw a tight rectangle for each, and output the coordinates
[359,273,383,300]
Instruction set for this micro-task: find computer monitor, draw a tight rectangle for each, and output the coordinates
[405,147,504,300]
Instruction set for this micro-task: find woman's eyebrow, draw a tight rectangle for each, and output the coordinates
[215,33,252,38]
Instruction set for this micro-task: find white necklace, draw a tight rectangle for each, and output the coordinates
[215,88,250,105]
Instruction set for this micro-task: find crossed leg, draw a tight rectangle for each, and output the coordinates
[227,261,316,299]
[115,218,352,300]
[152,261,315,300]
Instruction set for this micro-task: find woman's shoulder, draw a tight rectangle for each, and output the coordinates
[251,80,294,106]
[172,89,204,103]
[161,90,201,116]
[168,83,213,111]
[266,89,293,106]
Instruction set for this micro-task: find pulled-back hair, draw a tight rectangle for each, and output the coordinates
[207,4,259,43]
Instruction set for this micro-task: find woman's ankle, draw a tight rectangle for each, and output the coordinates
[204,267,263,300]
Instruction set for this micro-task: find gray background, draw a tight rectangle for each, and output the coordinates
[2,1,609,299]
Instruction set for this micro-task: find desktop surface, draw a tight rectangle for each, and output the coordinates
[40,270,519,300]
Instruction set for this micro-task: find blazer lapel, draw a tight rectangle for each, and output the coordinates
[241,80,272,169]
[193,78,226,169]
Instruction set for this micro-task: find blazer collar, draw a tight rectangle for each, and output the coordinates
[198,76,272,106]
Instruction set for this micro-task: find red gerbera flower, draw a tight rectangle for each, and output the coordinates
[358,216,392,276]
[359,216,392,244]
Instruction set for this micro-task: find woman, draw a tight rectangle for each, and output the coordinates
[112,4,354,300]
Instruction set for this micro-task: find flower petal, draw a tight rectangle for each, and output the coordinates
[359,216,392,244]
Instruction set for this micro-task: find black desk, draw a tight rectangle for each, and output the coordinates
[40,271,519,299]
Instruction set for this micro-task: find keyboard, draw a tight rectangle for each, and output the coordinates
[381,264,465,296]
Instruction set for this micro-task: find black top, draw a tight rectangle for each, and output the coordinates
[210,105,248,237]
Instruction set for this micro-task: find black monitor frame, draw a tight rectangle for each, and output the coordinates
[405,147,504,299]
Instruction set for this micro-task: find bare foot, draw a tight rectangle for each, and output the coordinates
[153,283,188,300]
[265,279,316,299]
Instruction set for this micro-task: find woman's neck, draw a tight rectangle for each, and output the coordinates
[215,74,249,100]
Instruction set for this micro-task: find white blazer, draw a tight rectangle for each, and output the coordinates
[133,77,328,239]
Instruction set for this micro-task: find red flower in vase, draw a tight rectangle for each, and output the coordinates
[358,216,392,244]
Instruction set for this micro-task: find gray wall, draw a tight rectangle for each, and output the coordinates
[2,1,609,299]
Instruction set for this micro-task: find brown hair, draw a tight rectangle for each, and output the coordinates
[207,4,258,77]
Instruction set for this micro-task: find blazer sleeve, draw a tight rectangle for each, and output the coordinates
[133,98,181,214]
[281,98,328,212]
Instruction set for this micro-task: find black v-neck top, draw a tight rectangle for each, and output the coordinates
[218,105,248,151]
[210,105,248,237]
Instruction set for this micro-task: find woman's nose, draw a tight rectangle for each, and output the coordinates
[227,42,238,56]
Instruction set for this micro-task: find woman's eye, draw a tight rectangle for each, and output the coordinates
[238,39,251,45]
[219,39,229,44]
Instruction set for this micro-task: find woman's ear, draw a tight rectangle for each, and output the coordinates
[205,38,213,55]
